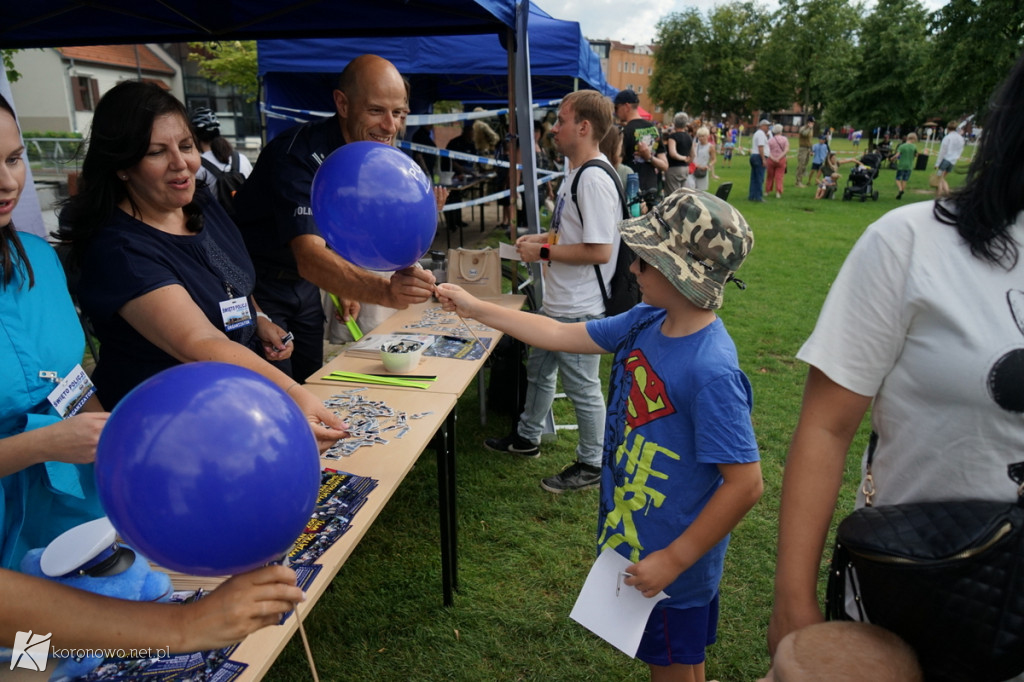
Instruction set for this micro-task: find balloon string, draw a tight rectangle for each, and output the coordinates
[297,613,320,682]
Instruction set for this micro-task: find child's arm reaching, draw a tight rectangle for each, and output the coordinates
[623,460,763,597]
[436,283,607,355]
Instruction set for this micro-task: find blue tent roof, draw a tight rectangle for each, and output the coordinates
[0,0,516,48]
[258,2,611,137]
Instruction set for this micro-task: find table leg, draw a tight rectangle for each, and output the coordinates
[436,409,458,605]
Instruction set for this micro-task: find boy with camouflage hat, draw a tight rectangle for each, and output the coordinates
[438,188,762,681]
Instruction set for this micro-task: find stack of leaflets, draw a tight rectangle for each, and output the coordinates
[344,333,436,359]
[287,468,379,566]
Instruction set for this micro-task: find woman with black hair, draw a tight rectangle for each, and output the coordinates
[768,49,1024,670]
[0,92,107,570]
[56,81,345,451]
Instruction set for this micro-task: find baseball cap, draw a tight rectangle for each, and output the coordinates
[613,89,640,105]
[618,188,753,310]
[758,118,771,127]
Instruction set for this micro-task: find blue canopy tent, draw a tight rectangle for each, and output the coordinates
[258,2,612,139]
[0,0,546,272]
[0,0,516,47]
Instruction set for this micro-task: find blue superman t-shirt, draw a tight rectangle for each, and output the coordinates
[587,305,760,609]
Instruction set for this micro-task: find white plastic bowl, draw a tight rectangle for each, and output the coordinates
[380,344,424,373]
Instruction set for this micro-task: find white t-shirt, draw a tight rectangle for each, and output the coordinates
[937,130,965,166]
[798,201,1024,507]
[751,128,769,156]
[199,149,254,194]
[543,154,620,318]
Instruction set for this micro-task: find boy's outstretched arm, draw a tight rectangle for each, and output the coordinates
[624,460,763,597]
[436,283,606,355]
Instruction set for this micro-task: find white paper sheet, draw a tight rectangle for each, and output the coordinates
[498,242,522,261]
[569,549,669,657]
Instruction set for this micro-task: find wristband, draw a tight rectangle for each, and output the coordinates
[540,244,551,261]
[256,312,272,322]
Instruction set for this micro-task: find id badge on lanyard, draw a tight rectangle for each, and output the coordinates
[45,364,96,418]
[220,282,254,332]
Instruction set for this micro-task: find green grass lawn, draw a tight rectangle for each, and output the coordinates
[267,137,972,682]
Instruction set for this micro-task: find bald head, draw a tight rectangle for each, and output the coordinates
[333,54,409,145]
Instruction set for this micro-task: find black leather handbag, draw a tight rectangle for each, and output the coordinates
[826,434,1024,682]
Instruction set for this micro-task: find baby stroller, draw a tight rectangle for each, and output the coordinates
[842,152,881,202]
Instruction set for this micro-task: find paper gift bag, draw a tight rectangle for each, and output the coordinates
[447,247,501,297]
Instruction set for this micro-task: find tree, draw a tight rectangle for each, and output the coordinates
[649,8,707,115]
[928,0,1024,122]
[187,41,259,102]
[750,0,862,120]
[701,2,771,118]
[828,0,931,133]
[3,49,21,83]
[651,3,769,119]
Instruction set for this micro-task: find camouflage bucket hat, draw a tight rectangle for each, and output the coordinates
[618,188,753,309]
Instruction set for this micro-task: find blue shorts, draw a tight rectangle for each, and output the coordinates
[811,162,822,171]
[636,593,719,666]
[938,159,954,172]
[895,169,911,181]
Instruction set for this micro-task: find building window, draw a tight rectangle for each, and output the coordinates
[72,76,100,111]
[648,66,653,75]
[638,85,644,94]
[631,62,636,73]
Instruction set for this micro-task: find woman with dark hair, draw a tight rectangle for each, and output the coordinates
[57,81,345,451]
[768,50,1024,673]
[0,92,107,570]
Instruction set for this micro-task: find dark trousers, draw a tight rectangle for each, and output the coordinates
[253,275,325,383]
[748,154,765,200]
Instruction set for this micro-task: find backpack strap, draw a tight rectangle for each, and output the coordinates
[568,158,630,312]
[230,149,241,173]
[200,156,225,179]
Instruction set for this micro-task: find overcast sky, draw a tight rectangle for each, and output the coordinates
[533,0,949,46]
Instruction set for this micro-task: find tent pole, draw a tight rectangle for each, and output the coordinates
[513,0,542,307]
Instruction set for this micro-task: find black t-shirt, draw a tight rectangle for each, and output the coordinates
[233,115,346,277]
[621,118,662,192]
[78,191,258,408]
[667,131,693,168]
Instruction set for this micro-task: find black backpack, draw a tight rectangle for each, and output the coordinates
[201,150,246,218]
[570,159,641,316]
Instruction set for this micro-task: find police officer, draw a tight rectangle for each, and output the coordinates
[233,54,436,382]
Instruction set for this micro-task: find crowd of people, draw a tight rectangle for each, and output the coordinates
[2,44,1021,682]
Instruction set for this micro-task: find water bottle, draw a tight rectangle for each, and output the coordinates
[626,173,641,217]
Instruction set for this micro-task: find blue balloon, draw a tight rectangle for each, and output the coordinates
[95,363,320,576]
[311,140,437,271]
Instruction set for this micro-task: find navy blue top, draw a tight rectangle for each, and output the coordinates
[233,115,346,277]
[77,190,257,408]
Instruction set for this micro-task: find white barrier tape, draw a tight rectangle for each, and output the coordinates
[262,100,565,128]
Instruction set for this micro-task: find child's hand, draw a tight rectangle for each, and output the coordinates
[436,283,479,318]
[623,549,686,598]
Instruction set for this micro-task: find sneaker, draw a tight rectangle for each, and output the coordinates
[484,431,540,458]
[540,461,601,493]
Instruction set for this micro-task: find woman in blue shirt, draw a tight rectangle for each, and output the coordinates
[0,93,107,570]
